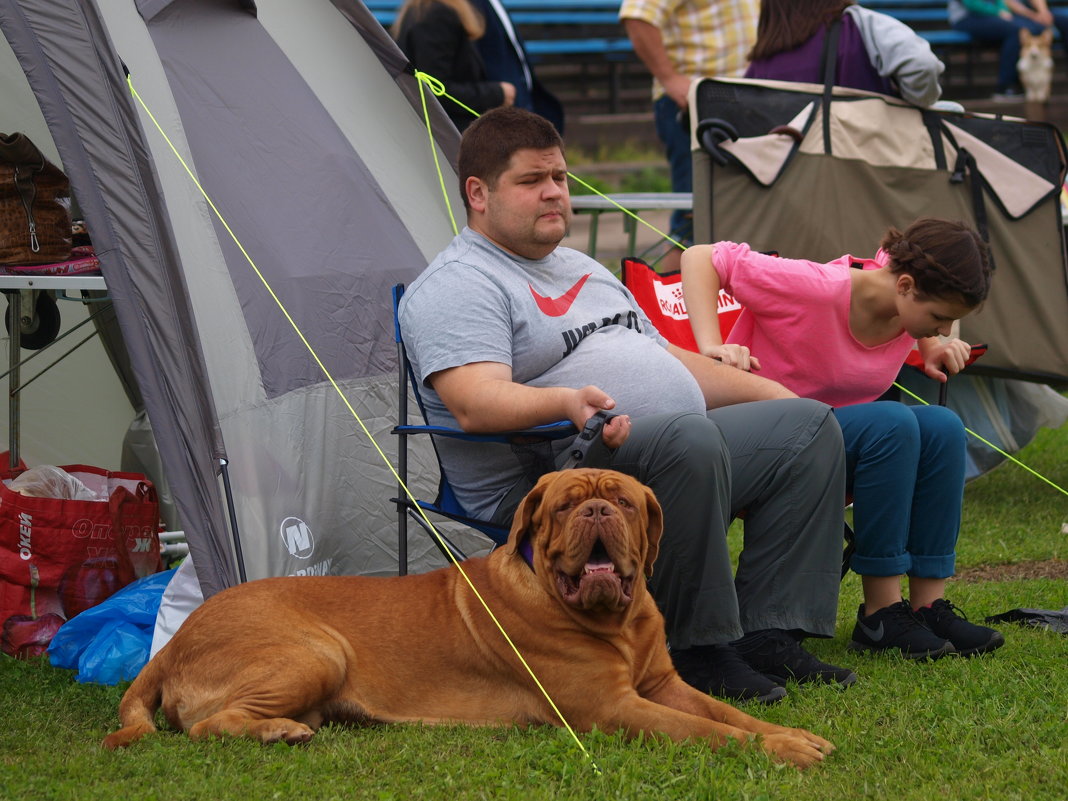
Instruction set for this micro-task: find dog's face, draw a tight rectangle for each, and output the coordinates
[506,469,663,614]
[1019,28,1054,59]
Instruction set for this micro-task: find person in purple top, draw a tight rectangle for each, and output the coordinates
[745,0,947,108]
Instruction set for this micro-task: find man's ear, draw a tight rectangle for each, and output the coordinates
[466,176,488,214]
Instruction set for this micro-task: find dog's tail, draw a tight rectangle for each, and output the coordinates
[100,653,166,749]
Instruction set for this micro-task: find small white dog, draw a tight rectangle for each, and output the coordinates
[1017,28,1054,104]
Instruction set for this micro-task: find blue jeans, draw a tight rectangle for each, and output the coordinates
[952,6,1068,92]
[654,93,693,244]
[835,402,966,579]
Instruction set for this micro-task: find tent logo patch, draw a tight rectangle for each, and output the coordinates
[280,517,314,559]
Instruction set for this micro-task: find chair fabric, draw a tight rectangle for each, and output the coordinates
[390,284,575,572]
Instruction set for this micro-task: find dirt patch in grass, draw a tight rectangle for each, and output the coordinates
[955,559,1068,583]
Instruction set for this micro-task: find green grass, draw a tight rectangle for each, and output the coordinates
[2,424,1066,801]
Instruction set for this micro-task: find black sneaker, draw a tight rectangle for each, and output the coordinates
[734,629,858,687]
[671,643,787,704]
[848,601,956,660]
[915,599,1005,657]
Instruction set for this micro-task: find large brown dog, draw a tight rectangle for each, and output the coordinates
[102,469,833,767]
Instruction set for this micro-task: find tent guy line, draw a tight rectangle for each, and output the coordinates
[125,74,601,776]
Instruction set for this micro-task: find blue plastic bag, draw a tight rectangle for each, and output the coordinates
[48,568,176,684]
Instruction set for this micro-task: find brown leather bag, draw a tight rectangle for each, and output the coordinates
[0,132,72,265]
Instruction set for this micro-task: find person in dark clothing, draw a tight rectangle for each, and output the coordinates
[468,0,564,133]
[393,0,515,131]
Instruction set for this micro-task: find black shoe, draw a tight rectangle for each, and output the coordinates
[848,601,956,660]
[915,599,1005,657]
[734,629,858,688]
[671,643,787,704]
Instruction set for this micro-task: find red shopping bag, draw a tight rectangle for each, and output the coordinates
[0,465,162,658]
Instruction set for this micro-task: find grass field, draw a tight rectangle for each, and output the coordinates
[2,420,1066,801]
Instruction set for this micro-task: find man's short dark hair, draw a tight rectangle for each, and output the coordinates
[458,107,564,209]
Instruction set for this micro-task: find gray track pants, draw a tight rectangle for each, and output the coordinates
[589,398,846,649]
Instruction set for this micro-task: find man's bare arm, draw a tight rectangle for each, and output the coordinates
[666,344,797,407]
[429,362,618,432]
[622,18,693,108]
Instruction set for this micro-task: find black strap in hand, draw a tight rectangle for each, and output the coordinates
[559,410,617,470]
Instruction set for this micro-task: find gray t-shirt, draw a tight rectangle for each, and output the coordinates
[398,227,705,520]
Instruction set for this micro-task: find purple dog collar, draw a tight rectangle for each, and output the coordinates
[519,538,535,572]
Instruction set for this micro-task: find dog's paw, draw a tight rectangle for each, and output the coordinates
[259,721,316,747]
[759,732,830,769]
[790,726,835,755]
[248,718,316,745]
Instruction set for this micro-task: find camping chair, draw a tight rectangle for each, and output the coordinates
[390,284,578,574]
[620,256,986,577]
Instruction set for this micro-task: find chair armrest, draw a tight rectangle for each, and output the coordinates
[392,420,577,444]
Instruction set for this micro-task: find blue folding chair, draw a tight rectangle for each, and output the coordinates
[390,284,578,574]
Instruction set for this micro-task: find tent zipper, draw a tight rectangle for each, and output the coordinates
[12,160,43,254]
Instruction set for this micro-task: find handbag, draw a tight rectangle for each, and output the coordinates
[0,132,73,265]
[0,465,162,659]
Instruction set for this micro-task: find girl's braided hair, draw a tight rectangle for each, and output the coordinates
[880,217,992,308]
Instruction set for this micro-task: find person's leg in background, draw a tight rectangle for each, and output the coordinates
[951,11,1027,95]
[653,93,693,270]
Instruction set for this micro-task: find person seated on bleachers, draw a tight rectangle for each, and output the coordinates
[948,0,1068,101]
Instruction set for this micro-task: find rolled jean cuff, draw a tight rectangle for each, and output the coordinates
[849,552,912,577]
[907,553,956,579]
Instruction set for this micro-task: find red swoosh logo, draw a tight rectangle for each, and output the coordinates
[529,273,591,317]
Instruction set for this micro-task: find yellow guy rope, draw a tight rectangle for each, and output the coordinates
[127,75,601,775]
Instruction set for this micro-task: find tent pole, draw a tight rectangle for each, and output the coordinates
[397,339,409,576]
[219,458,247,583]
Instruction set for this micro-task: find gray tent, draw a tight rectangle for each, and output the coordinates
[1,0,467,598]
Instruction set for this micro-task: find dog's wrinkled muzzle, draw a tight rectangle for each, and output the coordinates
[554,499,635,612]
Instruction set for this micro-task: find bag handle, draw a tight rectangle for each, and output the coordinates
[819,17,843,156]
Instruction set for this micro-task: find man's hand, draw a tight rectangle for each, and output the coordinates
[602,414,631,449]
[567,385,617,429]
[663,73,693,110]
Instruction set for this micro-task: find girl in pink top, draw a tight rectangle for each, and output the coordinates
[680,217,1005,661]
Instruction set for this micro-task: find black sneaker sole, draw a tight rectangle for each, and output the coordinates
[954,630,1006,657]
[847,639,957,660]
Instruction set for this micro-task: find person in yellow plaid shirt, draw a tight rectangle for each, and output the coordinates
[621,0,758,260]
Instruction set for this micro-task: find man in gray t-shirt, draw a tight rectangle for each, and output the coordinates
[399,108,855,704]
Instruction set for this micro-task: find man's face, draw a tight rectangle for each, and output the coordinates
[467,146,571,260]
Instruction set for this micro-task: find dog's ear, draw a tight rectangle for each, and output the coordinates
[641,484,664,578]
[504,472,553,556]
